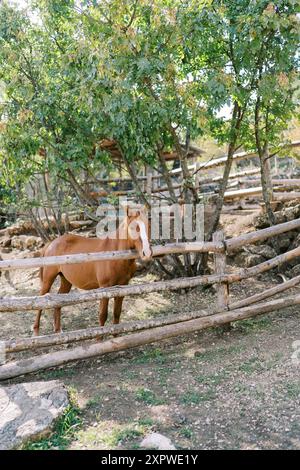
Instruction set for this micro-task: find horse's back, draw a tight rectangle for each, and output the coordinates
[44,233,103,256]
[42,233,135,290]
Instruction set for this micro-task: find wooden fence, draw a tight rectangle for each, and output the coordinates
[1,217,300,380]
[89,140,300,197]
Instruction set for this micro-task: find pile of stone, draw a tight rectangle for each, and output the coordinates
[0,235,43,253]
[231,202,300,273]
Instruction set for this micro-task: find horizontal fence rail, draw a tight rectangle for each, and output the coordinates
[4,310,208,353]
[0,241,224,271]
[1,244,300,312]
[1,218,300,272]
[1,293,300,380]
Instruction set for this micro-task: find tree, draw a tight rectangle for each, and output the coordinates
[0,0,299,272]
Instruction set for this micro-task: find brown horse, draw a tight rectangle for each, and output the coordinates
[33,207,152,335]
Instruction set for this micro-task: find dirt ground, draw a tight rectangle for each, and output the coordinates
[0,209,300,450]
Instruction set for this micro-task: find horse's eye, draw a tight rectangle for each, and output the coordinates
[136,225,140,232]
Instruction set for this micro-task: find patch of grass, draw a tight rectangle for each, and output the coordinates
[156,365,174,386]
[86,395,101,409]
[179,426,193,439]
[38,367,76,380]
[196,370,228,386]
[101,427,143,447]
[133,348,166,365]
[77,420,152,449]
[238,357,264,374]
[235,317,272,334]
[23,401,81,450]
[124,370,140,380]
[135,387,165,406]
[285,382,300,399]
[195,345,244,363]
[181,388,216,405]
[138,417,155,427]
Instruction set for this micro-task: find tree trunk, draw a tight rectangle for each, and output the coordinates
[254,99,276,226]
[260,143,275,225]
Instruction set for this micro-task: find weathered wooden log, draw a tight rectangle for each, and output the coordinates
[225,186,300,202]
[4,310,209,353]
[230,275,300,310]
[201,168,260,184]
[0,274,226,311]
[274,192,300,201]
[225,218,300,251]
[151,170,257,195]
[0,240,224,272]
[1,218,300,272]
[224,186,272,201]
[1,243,300,312]
[1,293,299,380]
[242,178,300,187]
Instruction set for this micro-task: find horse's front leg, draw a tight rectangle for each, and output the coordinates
[53,276,72,333]
[113,296,124,325]
[99,298,109,326]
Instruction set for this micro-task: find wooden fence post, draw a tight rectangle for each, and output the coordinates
[213,230,230,313]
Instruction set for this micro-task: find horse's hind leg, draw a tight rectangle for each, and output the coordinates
[53,275,72,333]
[33,267,58,336]
[99,298,109,326]
[113,296,124,325]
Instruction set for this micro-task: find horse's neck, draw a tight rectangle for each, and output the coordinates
[104,222,133,251]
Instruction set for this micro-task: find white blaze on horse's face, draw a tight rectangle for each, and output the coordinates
[138,220,152,260]
[128,217,152,261]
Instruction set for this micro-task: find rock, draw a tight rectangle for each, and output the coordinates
[246,245,277,260]
[232,251,249,267]
[276,235,292,251]
[10,235,43,251]
[140,432,176,450]
[255,204,300,231]
[10,236,24,250]
[0,380,69,450]
[291,233,300,250]
[0,237,11,248]
[24,236,43,251]
[289,264,300,278]
[4,220,36,237]
[233,250,265,267]
[244,254,265,267]
[69,220,93,230]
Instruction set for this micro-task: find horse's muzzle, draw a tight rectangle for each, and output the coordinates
[141,247,153,261]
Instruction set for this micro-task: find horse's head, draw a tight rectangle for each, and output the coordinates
[123,205,152,261]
